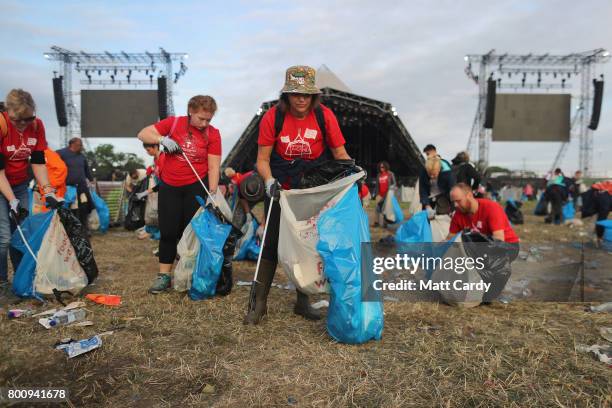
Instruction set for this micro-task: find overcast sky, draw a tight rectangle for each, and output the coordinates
[2,0,611,175]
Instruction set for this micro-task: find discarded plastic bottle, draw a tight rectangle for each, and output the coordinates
[49,309,87,327]
[7,309,33,319]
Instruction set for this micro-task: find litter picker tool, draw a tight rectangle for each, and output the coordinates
[247,197,275,312]
[181,150,218,207]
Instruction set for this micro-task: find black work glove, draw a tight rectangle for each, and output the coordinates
[265,178,281,201]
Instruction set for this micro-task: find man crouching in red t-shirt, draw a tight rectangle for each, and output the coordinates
[447,183,520,302]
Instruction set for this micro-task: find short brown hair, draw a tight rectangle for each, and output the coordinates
[453,182,473,194]
[188,95,217,114]
[6,89,36,117]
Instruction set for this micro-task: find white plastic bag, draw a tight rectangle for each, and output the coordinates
[88,209,100,231]
[278,172,364,295]
[145,191,158,226]
[383,189,396,223]
[408,179,422,216]
[34,213,88,295]
[173,208,202,291]
[430,214,451,242]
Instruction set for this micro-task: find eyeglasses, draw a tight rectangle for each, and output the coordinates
[9,115,36,125]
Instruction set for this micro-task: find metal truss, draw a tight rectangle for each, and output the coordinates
[45,46,188,145]
[464,49,610,175]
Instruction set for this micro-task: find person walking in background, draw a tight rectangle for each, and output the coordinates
[451,151,480,192]
[137,95,221,294]
[419,144,455,218]
[373,161,396,227]
[0,89,62,291]
[57,137,94,228]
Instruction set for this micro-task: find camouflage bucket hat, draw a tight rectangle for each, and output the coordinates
[281,65,321,94]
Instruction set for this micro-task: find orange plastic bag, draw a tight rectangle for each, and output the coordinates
[85,294,122,306]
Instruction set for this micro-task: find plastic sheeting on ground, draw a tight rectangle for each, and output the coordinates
[189,198,232,300]
[278,172,364,295]
[11,211,88,299]
[317,185,384,344]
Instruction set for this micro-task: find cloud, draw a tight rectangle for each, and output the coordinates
[2,0,611,176]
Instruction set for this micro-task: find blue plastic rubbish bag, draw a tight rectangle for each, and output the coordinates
[391,195,404,223]
[63,186,77,208]
[189,205,232,300]
[11,211,55,298]
[396,211,432,243]
[562,202,575,221]
[90,189,110,233]
[317,185,384,344]
[234,217,260,261]
[596,219,612,242]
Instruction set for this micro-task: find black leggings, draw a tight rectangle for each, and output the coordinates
[594,192,611,238]
[260,197,281,263]
[158,180,206,264]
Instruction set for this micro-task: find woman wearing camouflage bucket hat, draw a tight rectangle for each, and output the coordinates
[244,65,359,325]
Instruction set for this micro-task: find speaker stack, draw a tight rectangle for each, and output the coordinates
[52,76,68,127]
[484,79,496,129]
[158,76,168,120]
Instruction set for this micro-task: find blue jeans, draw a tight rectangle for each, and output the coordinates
[0,182,30,282]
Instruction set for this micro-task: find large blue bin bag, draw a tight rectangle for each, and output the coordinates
[63,186,77,208]
[234,217,260,261]
[189,207,232,300]
[562,202,575,221]
[90,189,110,233]
[391,195,404,223]
[596,219,612,242]
[395,211,432,243]
[317,185,384,344]
[11,211,55,298]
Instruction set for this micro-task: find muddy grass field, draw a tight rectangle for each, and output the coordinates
[1,202,611,407]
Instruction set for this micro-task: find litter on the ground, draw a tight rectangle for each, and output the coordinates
[85,293,122,306]
[39,308,87,329]
[600,327,612,343]
[311,300,329,310]
[236,280,252,286]
[7,308,33,319]
[383,296,399,302]
[55,335,102,358]
[588,302,612,313]
[576,344,612,364]
[69,320,94,327]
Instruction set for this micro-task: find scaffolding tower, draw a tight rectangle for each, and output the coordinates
[464,49,609,176]
[44,46,188,146]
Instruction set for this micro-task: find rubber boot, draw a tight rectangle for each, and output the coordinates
[243,259,276,325]
[294,290,322,321]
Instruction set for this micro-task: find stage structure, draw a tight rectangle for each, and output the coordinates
[44,46,188,144]
[223,66,424,185]
[464,49,609,175]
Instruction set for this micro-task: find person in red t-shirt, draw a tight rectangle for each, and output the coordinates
[137,95,222,294]
[448,183,519,244]
[447,183,520,302]
[373,161,396,227]
[244,65,358,325]
[0,89,62,285]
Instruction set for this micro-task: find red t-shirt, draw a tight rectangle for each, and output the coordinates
[0,112,47,186]
[232,170,254,187]
[359,183,370,200]
[154,116,221,187]
[450,198,519,243]
[378,171,389,197]
[258,104,345,161]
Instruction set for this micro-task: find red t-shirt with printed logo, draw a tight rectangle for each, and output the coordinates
[378,171,389,198]
[258,104,345,161]
[154,116,221,187]
[450,198,519,243]
[0,112,48,186]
